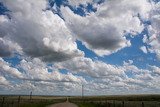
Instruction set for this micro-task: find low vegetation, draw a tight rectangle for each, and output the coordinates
[0,94,160,107]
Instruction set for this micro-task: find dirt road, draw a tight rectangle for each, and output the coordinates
[46,102,78,107]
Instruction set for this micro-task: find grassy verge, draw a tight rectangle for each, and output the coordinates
[76,102,105,107]
[0,96,66,107]
[19,101,54,107]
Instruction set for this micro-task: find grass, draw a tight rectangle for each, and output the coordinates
[76,102,107,107]
[18,101,54,107]
[70,95,160,107]
[0,95,66,107]
[1,94,160,107]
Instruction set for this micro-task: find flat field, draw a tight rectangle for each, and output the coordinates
[0,94,160,107]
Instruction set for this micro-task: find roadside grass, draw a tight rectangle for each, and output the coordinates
[76,102,105,107]
[19,101,54,107]
[0,96,66,107]
[1,95,160,107]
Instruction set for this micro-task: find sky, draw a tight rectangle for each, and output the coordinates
[0,0,160,96]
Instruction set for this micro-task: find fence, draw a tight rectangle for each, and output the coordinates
[0,96,66,107]
[1,96,160,107]
[69,97,160,107]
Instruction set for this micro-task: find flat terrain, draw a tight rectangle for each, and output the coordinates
[47,102,78,107]
[1,94,160,107]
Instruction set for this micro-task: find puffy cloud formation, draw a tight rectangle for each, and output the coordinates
[68,0,93,6]
[61,0,151,56]
[0,16,14,56]
[0,54,160,95]
[0,58,23,79]
[150,65,160,75]
[54,58,160,95]
[0,38,12,57]
[19,58,86,83]
[0,37,22,57]
[0,0,160,95]
[0,57,86,95]
[146,2,160,59]
[55,57,125,77]
[0,0,155,58]
[0,0,83,61]
[0,76,9,86]
[140,46,148,54]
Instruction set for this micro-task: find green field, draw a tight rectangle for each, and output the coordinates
[1,94,160,107]
[70,95,160,107]
[0,95,66,107]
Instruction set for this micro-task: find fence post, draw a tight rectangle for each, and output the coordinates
[122,101,125,107]
[142,102,144,107]
[106,100,108,107]
[108,101,110,107]
[12,100,14,107]
[18,96,21,107]
[1,97,5,107]
[113,100,115,107]
[30,91,32,101]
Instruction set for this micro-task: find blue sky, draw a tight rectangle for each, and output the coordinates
[50,0,160,68]
[0,0,160,95]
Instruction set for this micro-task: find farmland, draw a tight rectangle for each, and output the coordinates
[0,95,66,107]
[1,94,160,107]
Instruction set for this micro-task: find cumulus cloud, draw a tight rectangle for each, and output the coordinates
[1,55,160,95]
[0,0,83,61]
[0,57,87,95]
[68,0,93,6]
[0,57,23,79]
[54,57,125,78]
[0,37,22,57]
[0,38,12,57]
[0,0,160,95]
[0,15,9,37]
[0,16,14,57]
[0,0,154,59]
[19,58,86,83]
[0,56,86,85]
[0,76,10,86]
[150,65,160,75]
[53,57,160,94]
[61,0,151,56]
[140,46,148,54]
[146,2,160,59]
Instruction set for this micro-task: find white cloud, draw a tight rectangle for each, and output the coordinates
[146,2,160,59]
[140,46,148,54]
[54,57,125,78]
[1,55,160,95]
[0,38,12,57]
[143,35,148,43]
[19,58,86,83]
[68,0,93,6]
[54,58,160,95]
[0,76,10,86]
[61,0,151,56]
[0,37,22,57]
[0,0,83,61]
[150,65,160,75]
[0,57,87,95]
[0,0,160,95]
[0,57,23,79]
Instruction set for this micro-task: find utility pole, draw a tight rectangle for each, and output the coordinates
[30,91,32,101]
[82,84,84,98]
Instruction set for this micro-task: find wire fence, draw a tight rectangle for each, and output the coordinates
[69,96,160,107]
[0,96,66,107]
[1,95,160,107]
